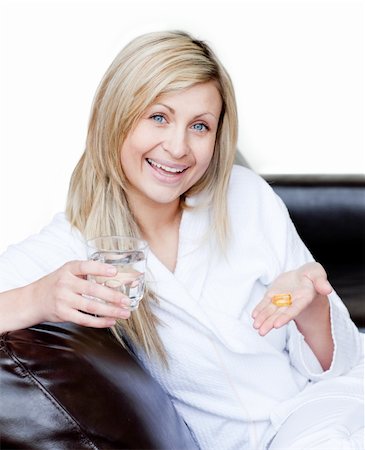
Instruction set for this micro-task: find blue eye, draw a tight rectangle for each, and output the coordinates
[151,114,166,124]
[192,123,208,132]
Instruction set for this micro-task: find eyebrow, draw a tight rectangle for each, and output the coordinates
[154,103,219,120]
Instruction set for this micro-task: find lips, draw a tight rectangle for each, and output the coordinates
[146,158,189,175]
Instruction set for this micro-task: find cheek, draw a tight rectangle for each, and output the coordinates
[129,122,161,150]
[122,124,146,148]
[129,133,150,152]
[120,135,147,167]
[199,140,216,168]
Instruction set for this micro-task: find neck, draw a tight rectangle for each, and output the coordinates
[126,190,183,272]
[127,191,182,239]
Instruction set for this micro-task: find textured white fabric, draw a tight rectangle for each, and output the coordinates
[0,165,363,449]
[268,350,365,450]
[266,345,365,449]
[270,398,364,450]
[0,212,87,292]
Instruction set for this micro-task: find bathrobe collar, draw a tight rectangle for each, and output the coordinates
[146,194,282,356]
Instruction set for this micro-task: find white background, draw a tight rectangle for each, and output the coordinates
[0,0,364,253]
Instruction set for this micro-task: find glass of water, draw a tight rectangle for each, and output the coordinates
[86,236,148,311]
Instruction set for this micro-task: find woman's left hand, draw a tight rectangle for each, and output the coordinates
[251,262,333,336]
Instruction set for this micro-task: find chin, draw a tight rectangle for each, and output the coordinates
[141,183,188,206]
[150,194,181,205]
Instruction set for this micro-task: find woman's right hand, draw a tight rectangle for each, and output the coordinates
[27,260,131,328]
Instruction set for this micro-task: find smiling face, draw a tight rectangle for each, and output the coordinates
[120,81,222,210]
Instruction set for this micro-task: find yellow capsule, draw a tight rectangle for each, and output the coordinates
[271,293,292,307]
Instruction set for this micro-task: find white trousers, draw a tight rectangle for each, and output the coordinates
[267,347,364,450]
[269,396,363,449]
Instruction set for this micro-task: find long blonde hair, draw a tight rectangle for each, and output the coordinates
[66,30,238,362]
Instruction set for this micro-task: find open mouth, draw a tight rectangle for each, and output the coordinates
[146,158,188,175]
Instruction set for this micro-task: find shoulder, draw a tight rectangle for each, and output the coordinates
[2,212,87,260]
[0,213,87,291]
[226,166,314,273]
[33,212,87,259]
[40,212,83,243]
[226,165,294,248]
[11,212,86,254]
[229,164,262,186]
[228,165,282,210]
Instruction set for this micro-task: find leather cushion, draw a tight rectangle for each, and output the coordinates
[0,322,198,450]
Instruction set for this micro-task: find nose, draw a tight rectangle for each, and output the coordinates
[163,126,190,159]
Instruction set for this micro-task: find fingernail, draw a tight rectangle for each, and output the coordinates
[107,319,116,326]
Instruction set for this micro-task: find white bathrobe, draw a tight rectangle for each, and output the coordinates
[0,166,363,449]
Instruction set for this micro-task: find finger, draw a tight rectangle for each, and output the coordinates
[257,307,297,335]
[65,260,117,277]
[252,287,291,321]
[66,308,119,328]
[308,275,333,296]
[251,296,272,319]
[253,302,277,329]
[256,307,286,335]
[272,311,294,329]
[257,316,278,336]
[260,309,297,335]
[303,263,333,296]
[78,295,131,319]
[255,298,304,334]
[54,290,131,321]
[75,277,131,307]
[271,295,308,329]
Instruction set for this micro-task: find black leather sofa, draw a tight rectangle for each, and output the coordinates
[1,174,364,450]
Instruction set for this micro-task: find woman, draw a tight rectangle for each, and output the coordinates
[0,31,363,449]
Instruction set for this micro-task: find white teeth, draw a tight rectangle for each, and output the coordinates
[147,158,185,173]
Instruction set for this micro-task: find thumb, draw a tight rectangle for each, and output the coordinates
[312,276,333,296]
[303,262,333,296]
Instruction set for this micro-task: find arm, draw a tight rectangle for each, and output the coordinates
[228,168,360,376]
[294,294,333,370]
[252,262,334,370]
[292,266,333,370]
[0,285,45,334]
[0,260,131,334]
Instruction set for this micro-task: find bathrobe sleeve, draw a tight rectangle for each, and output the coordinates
[0,213,87,292]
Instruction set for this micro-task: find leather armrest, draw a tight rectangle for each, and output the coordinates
[0,322,198,449]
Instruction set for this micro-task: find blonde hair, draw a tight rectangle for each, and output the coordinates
[66,30,238,362]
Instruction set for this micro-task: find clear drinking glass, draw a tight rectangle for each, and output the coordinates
[86,236,148,311]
